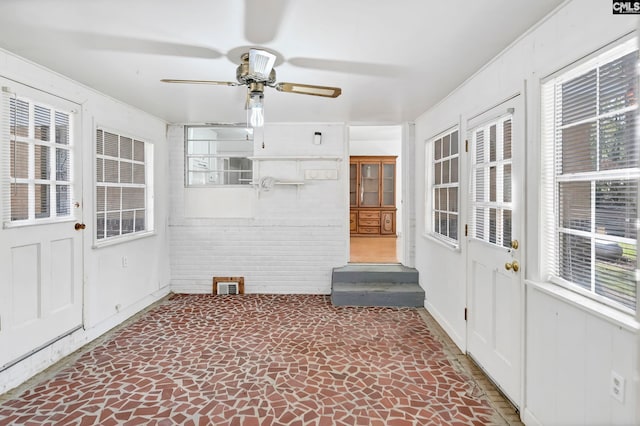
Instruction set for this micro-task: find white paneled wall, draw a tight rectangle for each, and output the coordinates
[168,123,348,294]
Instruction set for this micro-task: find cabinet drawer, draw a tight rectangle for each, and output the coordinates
[358,226,379,234]
[359,211,381,219]
[359,219,380,227]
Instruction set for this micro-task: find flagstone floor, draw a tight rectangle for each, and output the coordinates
[0,294,521,425]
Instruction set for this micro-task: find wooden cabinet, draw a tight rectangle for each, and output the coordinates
[350,156,396,236]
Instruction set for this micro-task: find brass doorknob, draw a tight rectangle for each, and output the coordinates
[74,223,86,230]
[505,260,519,272]
[511,240,519,250]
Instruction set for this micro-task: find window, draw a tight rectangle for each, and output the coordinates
[185,125,253,186]
[429,128,460,245]
[95,129,153,241]
[470,115,513,248]
[542,38,638,312]
[3,96,73,225]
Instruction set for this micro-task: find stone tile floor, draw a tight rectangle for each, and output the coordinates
[0,294,521,425]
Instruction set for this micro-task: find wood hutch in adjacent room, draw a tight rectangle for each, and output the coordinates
[349,156,396,236]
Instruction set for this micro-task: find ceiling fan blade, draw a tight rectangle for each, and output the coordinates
[244,0,289,44]
[275,82,341,98]
[161,79,240,86]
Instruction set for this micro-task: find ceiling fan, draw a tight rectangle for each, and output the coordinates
[161,48,342,126]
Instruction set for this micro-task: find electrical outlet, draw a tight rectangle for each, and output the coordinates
[610,371,625,403]
[122,256,128,268]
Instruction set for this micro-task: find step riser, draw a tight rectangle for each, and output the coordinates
[331,292,424,307]
[332,271,418,284]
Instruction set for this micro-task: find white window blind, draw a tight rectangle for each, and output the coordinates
[428,128,460,245]
[469,115,513,248]
[95,128,152,241]
[1,90,73,226]
[542,38,639,312]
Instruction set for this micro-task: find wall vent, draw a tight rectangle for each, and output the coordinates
[213,276,245,295]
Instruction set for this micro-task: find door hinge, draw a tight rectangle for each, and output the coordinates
[464,224,468,237]
[464,307,468,321]
[465,139,469,152]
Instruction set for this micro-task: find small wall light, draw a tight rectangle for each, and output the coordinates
[313,131,322,145]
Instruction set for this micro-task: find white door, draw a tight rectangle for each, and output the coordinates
[0,80,83,369]
[466,95,524,406]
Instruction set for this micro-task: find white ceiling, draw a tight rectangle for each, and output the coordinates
[0,0,565,125]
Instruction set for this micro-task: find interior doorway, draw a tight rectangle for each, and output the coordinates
[348,125,402,264]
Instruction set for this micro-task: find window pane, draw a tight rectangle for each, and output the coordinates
[135,210,145,232]
[134,140,145,162]
[56,185,70,216]
[122,210,134,235]
[561,69,597,125]
[441,188,448,212]
[55,112,69,145]
[450,157,458,183]
[449,214,458,240]
[120,161,133,184]
[475,169,485,202]
[559,233,592,290]
[106,187,121,211]
[599,50,638,115]
[489,166,496,202]
[122,187,145,210]
[503,210,512,248]
[443,134,450,158]
[449,187,458,213]
[10,141,29,179]
[559,181,591,231]
[489,125,496,162]
[96,129,104,155]
[596,180,637,239]
[489,208,497,244]
[475,130,484,161]
[104,132,119,157]
[104,159,119,183]
[503,164,512,203]
[450,131,459,155]
[434,212,440,234]
[56,148,70,181]
[96,186,106,213]
[442,159,450,184]
[10,98,29,137]
[120,137,133,160]
[96,213,105,239]
[96,158,104,183]
[106,212,120,237]
[599,113,638,170]
[595,241,636,310]
[434,162,441,185]
[503,120,512,160]
[35,145,50,180]
[35,184,50,218]
[434,139,441,161]
[475,208,485,240]
[561,122,597,174]
[133,164,145,184]
[34,105,51,141]
[10,183,28,221]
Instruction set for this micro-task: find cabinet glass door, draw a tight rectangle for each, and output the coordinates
[350,163,357,206]
[360,163,380,206]
[382,163,395,206]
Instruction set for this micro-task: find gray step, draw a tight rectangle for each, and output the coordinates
[331,282,424,307]
[332,264,418,284]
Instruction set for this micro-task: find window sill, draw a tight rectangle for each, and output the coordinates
[525,280,639,332]
[92,230,156,249]
[422,232,460,253]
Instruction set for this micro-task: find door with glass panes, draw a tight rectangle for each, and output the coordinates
[0,80,83,368]
[466,95,524,406]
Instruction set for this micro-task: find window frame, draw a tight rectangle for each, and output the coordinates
[184,125,254,187]
[94,126,154,246]
[425,126,460,248]
[541,36,639,314]
[2,95,76,228]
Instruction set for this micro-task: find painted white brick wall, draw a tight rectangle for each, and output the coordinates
[168,123,349,294]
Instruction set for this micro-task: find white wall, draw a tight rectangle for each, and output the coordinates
[413,1,639,424]
[0,49,170,393]
[169,123,348,294]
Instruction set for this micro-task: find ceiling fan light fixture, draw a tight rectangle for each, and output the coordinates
[248,49,276,81]
[248,91,264,128]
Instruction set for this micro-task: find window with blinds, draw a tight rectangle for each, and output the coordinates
[95,128,152,241]
[541,38,639,312]
[470,115,513,248]
[429,128,460,246]
[2,94,73,226]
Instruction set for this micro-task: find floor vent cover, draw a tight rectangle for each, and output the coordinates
[213,276,245,295]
